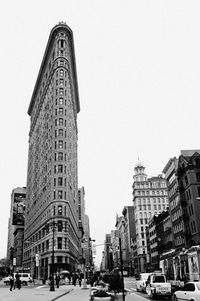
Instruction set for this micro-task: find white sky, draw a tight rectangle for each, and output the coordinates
[1,0,200,267]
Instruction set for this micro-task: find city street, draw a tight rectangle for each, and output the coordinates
[0,278,173,301]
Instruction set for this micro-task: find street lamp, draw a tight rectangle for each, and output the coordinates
[119,236,125,301]
[49,219,57,291]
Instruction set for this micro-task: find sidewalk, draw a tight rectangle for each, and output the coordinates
[0,283,140,301]
[0,284,73,301]
[58,285,90,301]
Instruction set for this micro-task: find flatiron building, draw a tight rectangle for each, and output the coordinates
[23,22,80,280]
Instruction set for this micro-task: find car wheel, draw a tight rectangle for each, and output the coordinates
[22,281,27,286]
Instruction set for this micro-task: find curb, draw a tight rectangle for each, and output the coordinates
[50,288,73,301]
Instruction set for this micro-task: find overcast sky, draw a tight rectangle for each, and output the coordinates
[1,0,200,267]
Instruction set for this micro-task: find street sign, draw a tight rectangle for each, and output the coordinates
[13,258,16,266]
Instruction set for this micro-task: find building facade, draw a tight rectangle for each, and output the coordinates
[163,157,185,251]
[7,187,26,271]
[23,22,81,280]
[132,161,169,274]
[176,150,200,248]
[122,206,135,276]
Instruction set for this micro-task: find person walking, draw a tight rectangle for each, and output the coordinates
[15,272,21,290]
[55,273,60,288]
[78,273,82,287]
[72,272,77,286]
[9,274,14,291]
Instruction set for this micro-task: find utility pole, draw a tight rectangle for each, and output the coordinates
[49,219,56,291]
[119,237,125,301]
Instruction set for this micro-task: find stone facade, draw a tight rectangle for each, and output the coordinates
[23,22,80,280]
[132,161,169,274]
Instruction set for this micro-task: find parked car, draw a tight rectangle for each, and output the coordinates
[172,282,200,301]
[146,272,171,299]
[4,273,33,286]
[136,273,151,292]
[13,273,33,286]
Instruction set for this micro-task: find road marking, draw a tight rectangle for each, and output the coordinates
[131,291,149,301]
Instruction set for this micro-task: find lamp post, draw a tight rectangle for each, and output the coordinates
[119,236,125,301]
[81,239,88,289]
[49,219,56,291]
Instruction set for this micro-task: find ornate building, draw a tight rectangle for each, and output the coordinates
[23,22,81,280]
[132,161,169,273]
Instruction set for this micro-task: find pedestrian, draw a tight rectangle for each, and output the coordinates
[9,274,14,291]
[72,273,77,286]
[55,273,60,288]
[68,274,71,284]
[78,273,82,287]
[15,272,21,290]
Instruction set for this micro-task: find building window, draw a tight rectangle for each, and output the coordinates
[46,224,49,234]
[58,205,62,215]
[59,98,64,105]
[58,165,63,173]
[58,191,63,199]
[60,69,64,76]
[58,152,63,161]
[42,242,44,252]
[58,140,63,149]
[58,177,63,186]
[58,108,63,115]
[58,129,63,137]
[58,118,63,126]
[57,221,63,232]
[46,240,49,250]
[57,237,62,249]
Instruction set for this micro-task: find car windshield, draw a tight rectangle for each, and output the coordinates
[153,276,165,283]
[196,283,200,290]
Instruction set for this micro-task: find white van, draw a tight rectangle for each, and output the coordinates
[146,272,171,299]
[13,273,33,286]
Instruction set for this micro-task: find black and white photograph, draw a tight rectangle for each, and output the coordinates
[1,1,200,301]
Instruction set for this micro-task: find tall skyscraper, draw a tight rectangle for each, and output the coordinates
[23,22,80,280]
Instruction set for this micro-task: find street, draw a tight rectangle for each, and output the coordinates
[0,278,173,301]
